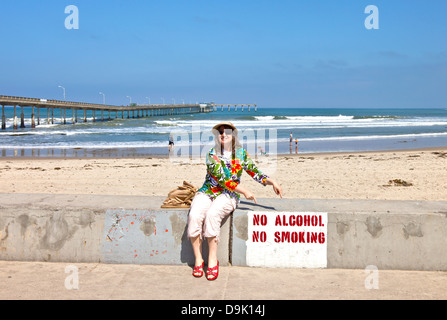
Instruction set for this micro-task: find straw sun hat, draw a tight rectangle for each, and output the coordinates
[212,121,238,133]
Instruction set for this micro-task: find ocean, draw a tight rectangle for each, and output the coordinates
[0,106,446,158]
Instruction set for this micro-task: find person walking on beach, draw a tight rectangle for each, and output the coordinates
[289,132,294,154]
[187,121,283,280]
[168,134,174,152]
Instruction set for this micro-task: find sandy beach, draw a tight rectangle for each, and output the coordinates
[1,147,446,202]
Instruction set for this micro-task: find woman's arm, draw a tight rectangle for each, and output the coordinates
[235,178,283,204]
[243,150,269,186]
[239,149,283,202]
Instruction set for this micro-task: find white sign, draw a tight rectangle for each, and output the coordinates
[246,212,328,268]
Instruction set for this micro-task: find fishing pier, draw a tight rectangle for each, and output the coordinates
[0,95,256,130]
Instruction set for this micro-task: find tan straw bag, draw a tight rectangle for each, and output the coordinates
[161,181,198,208]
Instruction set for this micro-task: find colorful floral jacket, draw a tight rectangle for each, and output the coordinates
[198,147,269,201]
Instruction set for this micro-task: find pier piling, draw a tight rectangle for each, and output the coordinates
[31,107,35,128]
[1,105,5,130]
[20,106,25,128]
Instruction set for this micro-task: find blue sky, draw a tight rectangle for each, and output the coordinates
[1,0,446,108]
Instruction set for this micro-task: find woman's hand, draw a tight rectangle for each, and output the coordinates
[272,181,283,198]
[266,178,283,198]
[235,185,257,204]
[243,189,258,204]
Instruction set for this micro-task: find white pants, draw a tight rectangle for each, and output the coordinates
[187,192,237,243]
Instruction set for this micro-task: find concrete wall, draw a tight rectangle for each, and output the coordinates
[233,199,447,271]
[0,194,230,266]
[102,208,230,266]
[1,193,446,270]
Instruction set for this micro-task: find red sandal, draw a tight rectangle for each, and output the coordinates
[206,260,219,281]
[193,261,204,278]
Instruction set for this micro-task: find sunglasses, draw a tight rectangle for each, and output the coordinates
[218,127,233,135]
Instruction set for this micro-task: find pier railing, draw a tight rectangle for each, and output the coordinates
[211,103,257,112]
